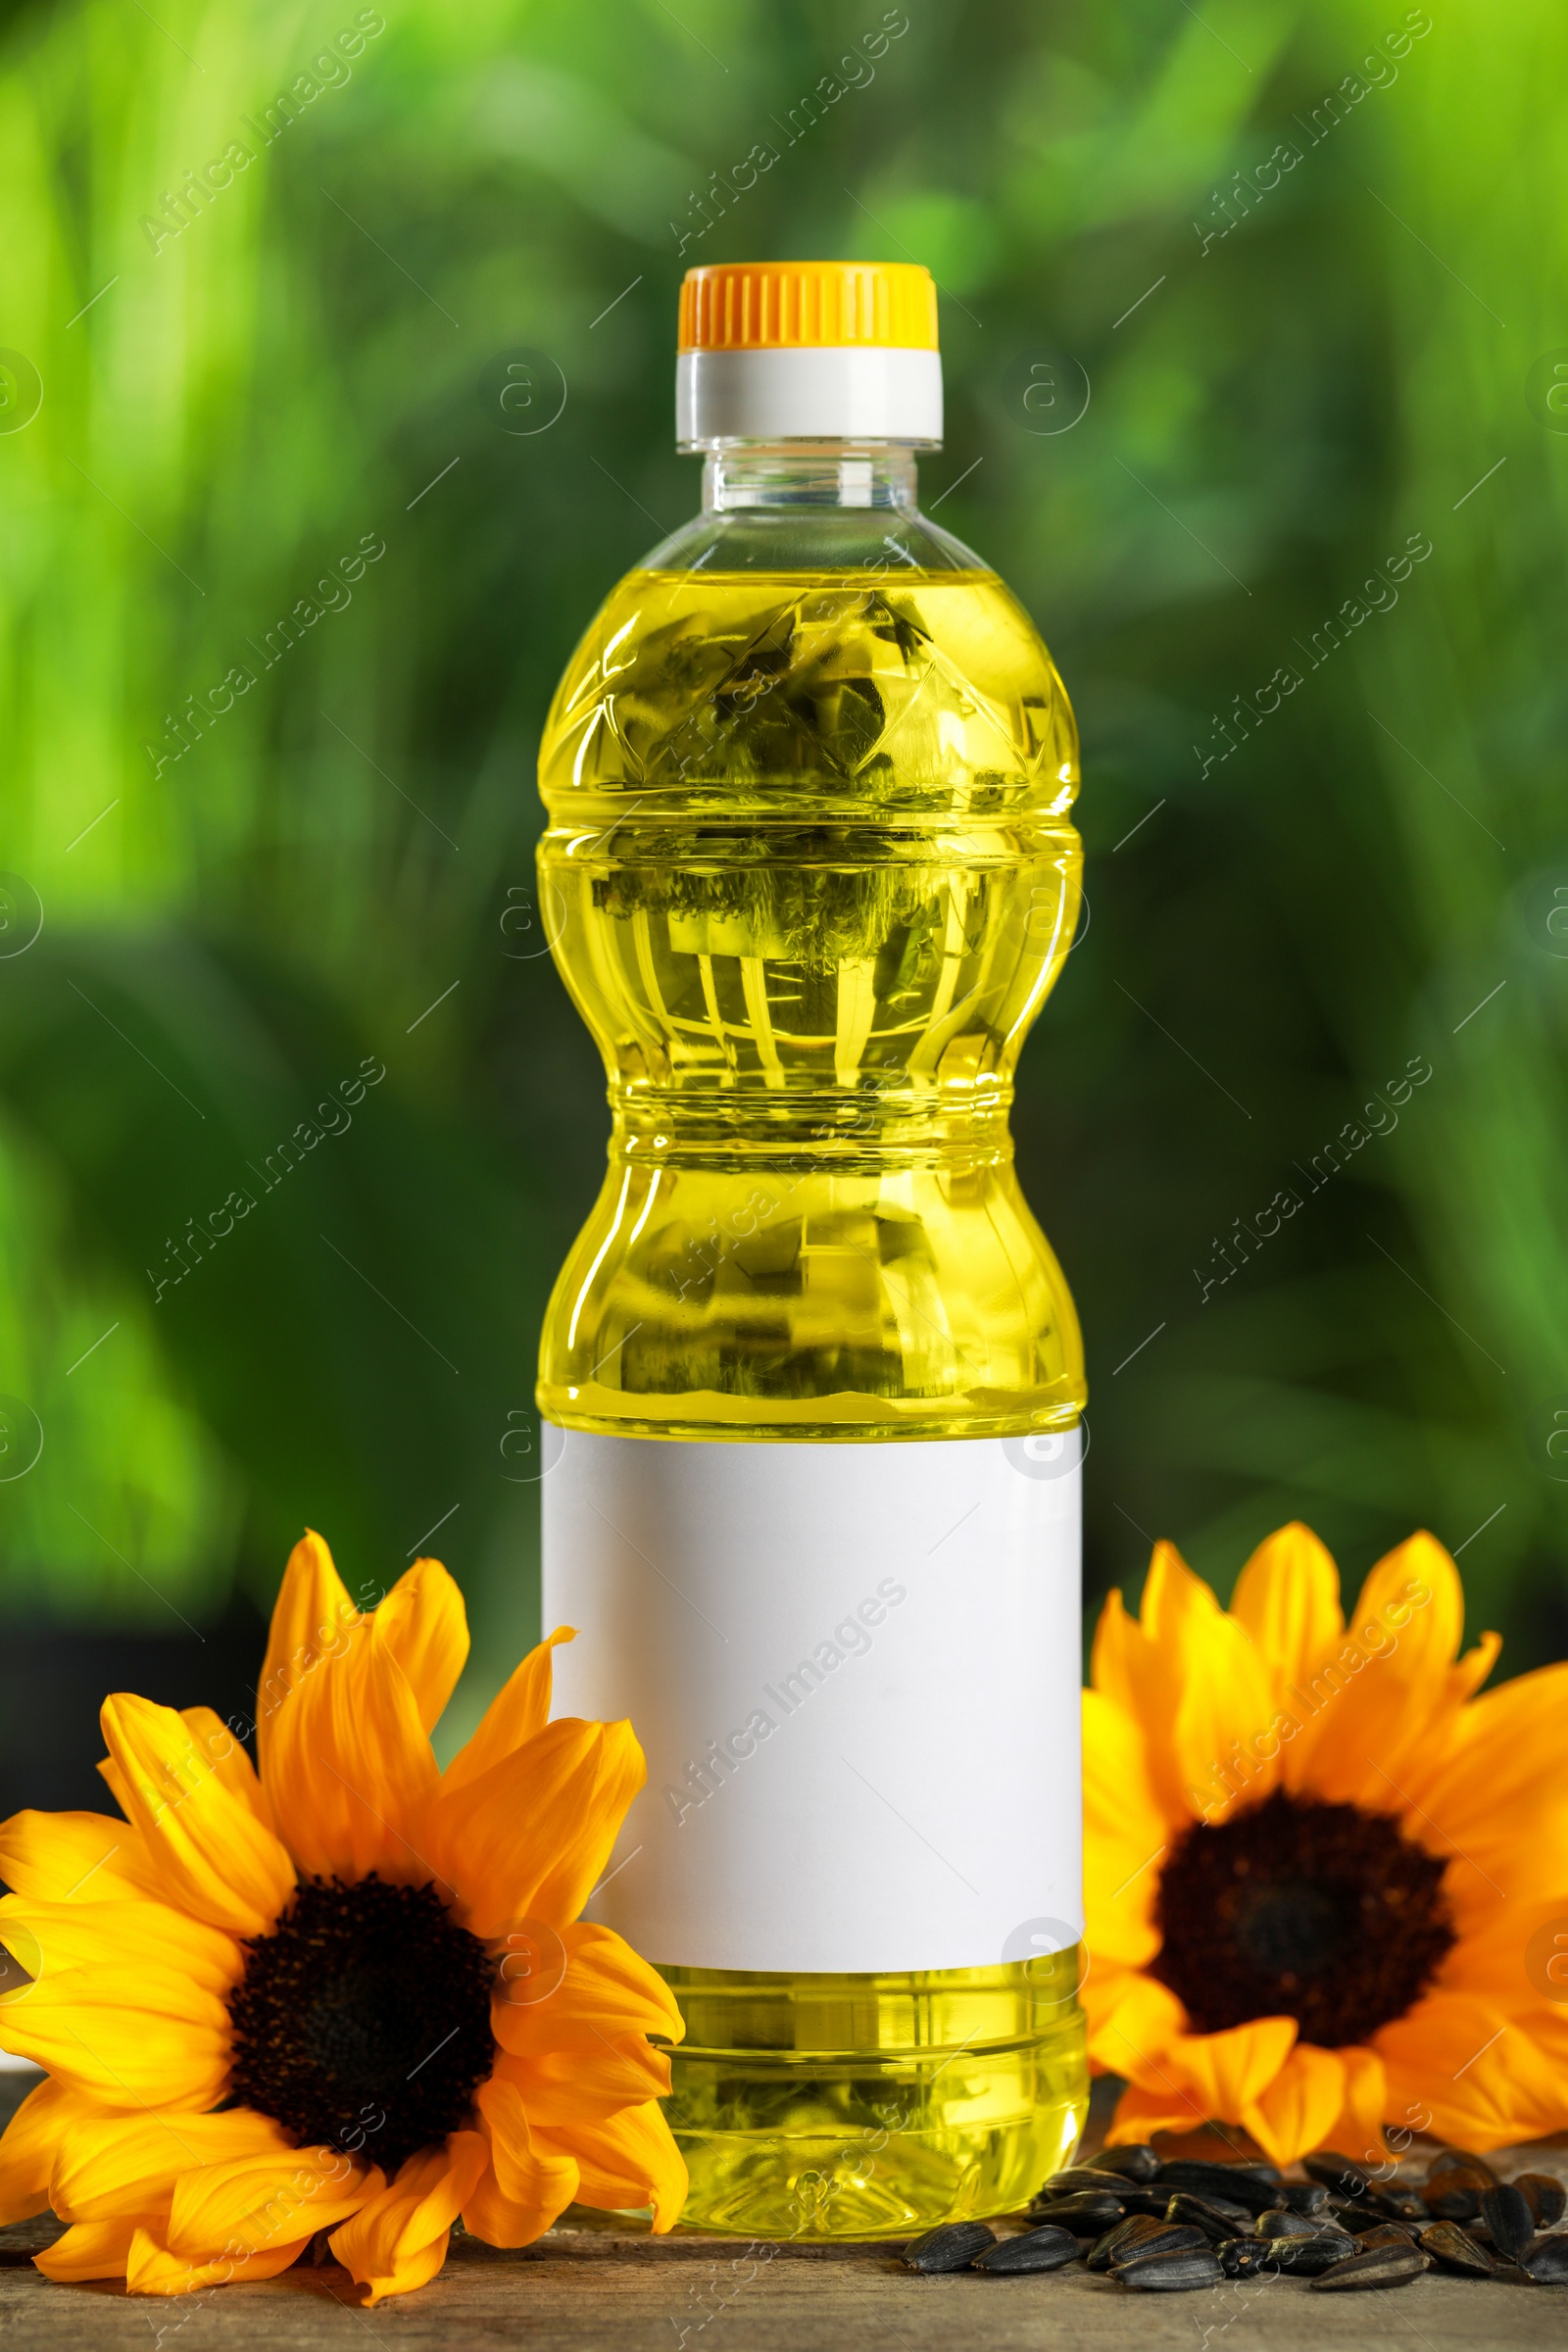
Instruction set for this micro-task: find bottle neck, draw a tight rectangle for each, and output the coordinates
[701,442,919,515]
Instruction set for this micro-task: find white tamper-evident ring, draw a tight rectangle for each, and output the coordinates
[676,346,943,448]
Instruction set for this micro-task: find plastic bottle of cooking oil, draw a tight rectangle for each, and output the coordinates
[538,260,1088,2238]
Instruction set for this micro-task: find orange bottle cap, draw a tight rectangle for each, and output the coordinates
[678,261,939,354]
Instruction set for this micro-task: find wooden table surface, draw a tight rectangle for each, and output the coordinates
[2,2070,1563,2351]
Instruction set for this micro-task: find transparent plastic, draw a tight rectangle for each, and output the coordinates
[537,442,1088,2234]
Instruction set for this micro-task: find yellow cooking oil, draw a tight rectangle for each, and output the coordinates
[537,538,1089,2235]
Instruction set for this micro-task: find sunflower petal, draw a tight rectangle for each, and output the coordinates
[51,2108,290,2222]
[1374,1988,1534,2150]
[255,1530,360,1779]
[1083,1692,1165,1969]
[1289,1534,1465,1805]
[1103,2082,1217,2142]
[0,1810,159,1903]
[427,1718,644,1941]
[124,2223,311,2294]
[95,1754,134,1820]
[165,2143,374,2260]
[1101,2013,1297,2147]
[532,2097,686,2231]
[489,1921,683,2058]
[1239,2042,1346,2165]
[444,1627,575,1794]
[1080,1967,1187,2076]
[496,2034,671,2126]
[1116,2013,1297,2123]
[465,2077,580,2247]
[371,1559,469,1737]
[1090,1580,1156,1716]
[1095,1547,1278,1824]
[1449,1631,1501,1704]
[1317,2043,1389,2165]
[99,1693,295,1938]
[1350,1532,1464,1670]
[1229,1523,1344,1683]
[527,1720,645,1927]
[33,2217,138,2282]
[1437,1894,1568,2004]
[1487,2013,1568,2141]
[179,1709,276,1835]
[0,1893,242,2000]
[329,2132,488,2305]
[0,2075,93,2225]
[1091,1574,1187,1820]
[0,1964,229,2108]
[1400,1661,1568,1889]
[1152,1561,1279,1824]
[265,1618,440,1886]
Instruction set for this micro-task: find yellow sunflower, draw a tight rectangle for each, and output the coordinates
[0,1533,686,2300]
[1085,1521,1568,2165]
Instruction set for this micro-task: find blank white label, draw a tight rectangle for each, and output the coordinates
[542,1429,1083,1974]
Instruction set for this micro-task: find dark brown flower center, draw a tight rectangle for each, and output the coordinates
[227,1876,495,2175]
[1151,1788,1455,2045]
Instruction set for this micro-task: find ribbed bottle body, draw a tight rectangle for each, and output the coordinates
[538,565,1084,1440]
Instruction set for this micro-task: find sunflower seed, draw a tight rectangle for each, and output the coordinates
[1355,2222,1419,2251]
[1164,2190,1255,2240]
[1217,2237,1279,2278]
[1262,2231,1360,2275]
[1091,2211,1175,2267]
[1335,2199,1401,2233]
[1027,2190,1124,2234]
[1518,2234,1568,2283]
[1113,2184,1179,2219]
[1428,2145,1499,2185]
[1104,2230,1212,2267]
[1310,2243,1432,2291]
[1157,2159,1280,2215]
[1113,2244,1224,2291]
[1275,2180,1332,2216]
[1482,2182,1535,2259]
[1304,2150,1373,2197]
[1366,2180,1428,2222]
[1259,2201,1325,2238]
[901,2221,997,2272]
[1421,2169,1487,2221]
[1419,2221,1495,2278]
[1089,2142,1161,2183]
[1158,2156,1282,2189]
[1515,2172,1567,2229]
[1258,2207,1347,2239]
[972,2225,1080,2274]
[1037,2166,1136,2198]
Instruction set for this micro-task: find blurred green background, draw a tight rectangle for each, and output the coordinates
[0,0,1562,1803]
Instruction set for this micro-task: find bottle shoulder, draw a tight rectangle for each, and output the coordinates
[538,539,1078,824]
[637,504,993,577]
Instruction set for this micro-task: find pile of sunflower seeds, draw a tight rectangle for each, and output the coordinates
[899,2144,1568,2292]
